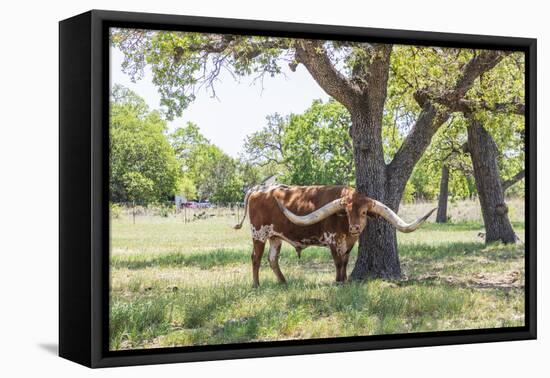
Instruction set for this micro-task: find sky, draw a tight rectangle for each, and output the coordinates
[110,45,330,157]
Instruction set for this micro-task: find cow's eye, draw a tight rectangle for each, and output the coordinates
[361,211,367,216]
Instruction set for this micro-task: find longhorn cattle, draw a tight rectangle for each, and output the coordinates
[234,184,436,287]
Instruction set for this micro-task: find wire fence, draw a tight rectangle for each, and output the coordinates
[111,202,245,224]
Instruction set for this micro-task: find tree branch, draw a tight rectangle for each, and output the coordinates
[425,97,525,115]
[388,103,450,188]
[363,44,393,106]
[294,40,361,109]
[453,50,510,100]
[502,169,525,191]
[388,50,508,192]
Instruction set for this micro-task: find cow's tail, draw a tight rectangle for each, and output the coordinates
[233,188,253,230]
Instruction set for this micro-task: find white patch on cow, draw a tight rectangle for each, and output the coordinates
[268,238,282,262]
[251,224,274,242]
[320,232,336,246]
[336,235,348,256]
[251,224,344,256]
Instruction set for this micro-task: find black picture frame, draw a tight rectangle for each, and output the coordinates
[59,9,537,368]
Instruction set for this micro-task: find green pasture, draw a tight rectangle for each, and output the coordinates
[109,199,525,350]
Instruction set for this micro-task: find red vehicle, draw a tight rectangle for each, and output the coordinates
[182,201,212,209]
[183,201,199,209]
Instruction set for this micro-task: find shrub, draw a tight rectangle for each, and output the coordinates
[110,202,123,219]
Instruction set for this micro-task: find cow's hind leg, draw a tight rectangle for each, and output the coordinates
[252,240,266,288]
[268,238,286,284]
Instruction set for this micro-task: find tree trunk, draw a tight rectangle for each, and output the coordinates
[467,118,516,243]
[436,164,449,223]
[353,195,401,279]
[345,43,409,280]
[349,108,402,280]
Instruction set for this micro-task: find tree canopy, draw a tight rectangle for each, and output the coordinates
[109,37,525,205]
[243,99,353,186]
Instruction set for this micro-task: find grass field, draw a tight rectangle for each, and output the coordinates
[109,199,525,350]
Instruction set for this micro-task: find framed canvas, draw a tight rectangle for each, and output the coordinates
[59,10,536,368]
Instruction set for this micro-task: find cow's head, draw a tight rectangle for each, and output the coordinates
[342,191,373,236]
[276,188,436,234]
[275,188,373,236]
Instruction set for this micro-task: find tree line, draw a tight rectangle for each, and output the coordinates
[111,29,525,280]
[111,86,356,206]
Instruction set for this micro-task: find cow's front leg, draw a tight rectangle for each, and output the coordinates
[252,240,266,288]
[339,249,352,282]
[330,246,351,283]
[267,238,286,284]
[329,247,345,283]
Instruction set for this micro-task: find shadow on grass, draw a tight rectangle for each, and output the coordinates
[420,221,524,232]
[213,317,260,344]
[399,241,524,291]
[400,241,523,262]
[111,249,247,270]
[112,247,331,270]
[398,273,524,291]
[402,241,482,257]
[112,234,523,272]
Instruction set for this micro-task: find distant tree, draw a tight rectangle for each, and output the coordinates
[122,172,155,223]
[244,100,353,186]
[169,122,209,162]
[236,161,274,191]
[170,124,243,204]
[194,145,241,202]
[410,116,474,222]
[243,114,287,169]
[282,100,353,185]
[110,85,179,205]
[176,176,197,200]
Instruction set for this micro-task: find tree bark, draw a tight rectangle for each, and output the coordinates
[467,118,516,244]
[348,45,405,280]
[436,164,450,223]
[349,112,402,280]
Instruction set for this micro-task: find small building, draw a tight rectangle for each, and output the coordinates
[175,195,186,209]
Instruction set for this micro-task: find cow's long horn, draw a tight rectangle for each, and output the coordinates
[370,200,436,233]
[276,198,345,226]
